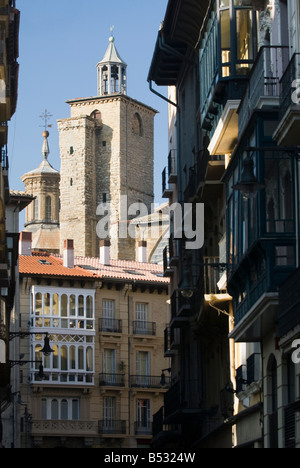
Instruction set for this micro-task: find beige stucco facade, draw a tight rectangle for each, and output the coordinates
[17,261,170,449]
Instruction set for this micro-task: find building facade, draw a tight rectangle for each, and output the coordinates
[13,235,170,449]
[0,0,20,446]
[148,0,300,449]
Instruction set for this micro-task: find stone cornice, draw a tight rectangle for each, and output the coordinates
[65,93,158,116]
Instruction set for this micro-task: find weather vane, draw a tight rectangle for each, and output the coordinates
[39,109,53,131]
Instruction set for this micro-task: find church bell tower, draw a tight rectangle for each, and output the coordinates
[97,28,127,96]
[58,32,156,260]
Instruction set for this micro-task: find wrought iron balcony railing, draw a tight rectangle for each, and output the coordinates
[99,318,122,333]
[99,373,125,387]
[98,420,127,435]
[130,374,171,389]
[132,321,156,336]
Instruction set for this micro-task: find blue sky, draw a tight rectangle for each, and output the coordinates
[8,0,169,217]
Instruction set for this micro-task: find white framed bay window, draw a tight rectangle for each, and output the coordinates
[30,286,96,386]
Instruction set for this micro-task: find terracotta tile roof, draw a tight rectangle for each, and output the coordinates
[19,253,169,285]
[19,254,96,279]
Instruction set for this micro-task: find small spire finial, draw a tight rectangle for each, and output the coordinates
[39,109,52,160]
[109,25,115,43]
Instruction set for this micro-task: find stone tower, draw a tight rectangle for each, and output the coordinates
[21,131,60,252]
[58,33,157,259]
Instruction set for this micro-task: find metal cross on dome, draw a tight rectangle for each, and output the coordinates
[39,109,53,131]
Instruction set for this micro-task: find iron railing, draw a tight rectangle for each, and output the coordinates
[98,420,126,435]
[99,373,125,387]
[239,46,289,137]
[132,321,156,336]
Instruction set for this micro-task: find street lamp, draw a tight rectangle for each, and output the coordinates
[10,332,54,356]
[41,333,54,356]
[232,152,265,199]
[160,368,171,387]
[179,262,227,298]
[9,360,45,380]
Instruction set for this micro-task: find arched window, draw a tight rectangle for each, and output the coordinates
[51,399,59,420]
[132,113,143,136]
[90,110,102,122]
[45,196,52,220]
[86,296,93,318]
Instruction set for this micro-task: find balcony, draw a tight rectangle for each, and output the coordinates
[238,46,289,138]
[279,267,300,338]
[170,290,194,328]
[32,420,98,438]
[31,371,94,386]
[230,272,280,342]
[132,321,156,336]
[98,420,127,435]
[152,407,181,445]
[134,421,152,436]
[99,318,122,334]
[275,53,300,145]
[162,150,178,199]
[99,373,125,387]
[184,148,211,203]
[164,380,203,424]
[168,150,177,184]
[130,375,171,389]
[164,327,180,357]
[162,167,174,199]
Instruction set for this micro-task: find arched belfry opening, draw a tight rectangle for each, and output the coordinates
[97,32,127,97]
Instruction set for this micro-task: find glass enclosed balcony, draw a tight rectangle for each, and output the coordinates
[199,0,257,137]
[225,147,299,341]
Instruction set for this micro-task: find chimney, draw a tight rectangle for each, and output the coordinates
[63,239,74,268]
[100,240,110,265]
[19,231,32,256]
[138,241,147,263]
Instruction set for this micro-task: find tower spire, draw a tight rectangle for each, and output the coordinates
[97,30,127,96]
[42,130,50,161]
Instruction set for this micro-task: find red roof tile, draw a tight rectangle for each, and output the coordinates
[19,254,169,285]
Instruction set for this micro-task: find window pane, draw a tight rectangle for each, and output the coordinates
[78,347,84,370]
[86,296,93,318]
[44,293,50,316]
[70,346,76,370]
[236,10,253,62]
[78,295,84,316]
[72,400,79,421]
[51,399,59,420]
[35,345,42,369]
[52,345,59,369]
[53,294,59,316]
[35,293,42,316]
[42,399,47,420]
[86,347,93,372]
[220,10,230,50]
[61,346,68,371]
[61,295,68,317]
[61,400,68,420]
[70,295,76,316]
